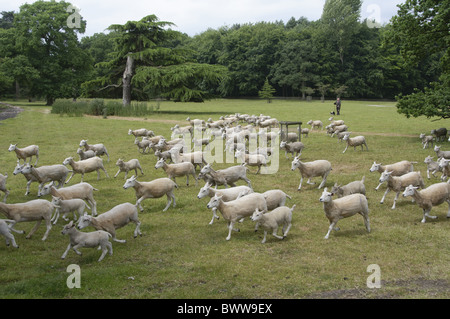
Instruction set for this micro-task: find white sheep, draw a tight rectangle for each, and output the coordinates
[186,117,206,126]
[262,190,292,210]
[128,128,154,138]
[169,148,207,170]
[291,157,332,190]
[307,120,323,130]
[77,148,96,160]
[155,158,198,186]
[424,156,442,179]
[206,193,268,241]
[342,133,368,153]
[402,183,450,223]
[63,157,109,183]
[13,161,39,196]
[61,221,113,262]
[250,205,296,243]
[199,163,252,188]
[331,125,348,137]
[378,170,425,209]
[154,150,173,163]
[300,128,309,138]
[235,149,267,174]
[0,219,19,248]
[77,203,141,243]
[39,182,98,216]
[114,158,144,180]
[171,125,193,138]
[419,133,435,149]
[8,144,39,166]
[0,199,55,241]
[0,173,9,203]
[197,182,253,224]
[330,176,366,198]
[79,140,109,162]
[319,188,370,239]
[434,145,450,160]
[51,196,90,225]
[279,141,304,159]
[134,137,152,154]
[20,163,70,196]
[369,161,416,190]
[438,158,450,181]
[123,176,178,212]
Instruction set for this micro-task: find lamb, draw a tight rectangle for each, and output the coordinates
[402,183,450,223]
[279,141,304,159]
[250,205,296,243]
[206,193,267,241]
[155,158,198,186]
[307,120,323,130]
[258,118,279,129]
[154,150,173,163]
[235,149,267,174]
[262,190,292,210]
[77,148,96,160]
[319,188,370,239]
[155,138,185,153]
[431,128,448,142]
[342,133,368,153]
[128,128,154,138]
[13,161,39,196]
[369,161,416,190]
[114,158,144,180]
[63,156,109,183]
[331,125,348,137]
[0,219,19,248]
[419,133,435,149]
[134,137,152,154]
[434,145,450,160]
[291,157,332,190]
[199,163,252,188]
[330,176,366,198]
[438,158,450,181]
[20,163,70,195]
[197,182,253,224]
[378,170,425,209]
[77,203,141,243]
[8,144,39,166]
[123,176,178,212]
[186,117,206,126]
[39,182,98,216]
[424,156,442,179]
[51,196,90,225]
[300,128,309,138]
[328,118,345,127]
[280,131,298,142]
[79,140,109,162]
[61,221,112,262]
[171,125,193,138]
[0,199,55,241]
[0,173,9,203]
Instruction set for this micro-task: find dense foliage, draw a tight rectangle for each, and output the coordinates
[0,0,447,117]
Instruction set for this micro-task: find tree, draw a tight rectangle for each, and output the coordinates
[14,0,92,105]
[258,78,276,103]
[390,0,449,120]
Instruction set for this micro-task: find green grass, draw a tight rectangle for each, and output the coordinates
[0,98,449,299]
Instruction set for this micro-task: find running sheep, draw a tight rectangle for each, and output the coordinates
[250,205,296,243]
[319,188,370,239]
[114,158,144,180]
[198,163,252,188]
[330,176,366,198]
[0,219,19,248]
[63,157,109,183]
[51,196,90,225]
[342,133,368,153]
[280,141,304,159]
[155,158,198,186]
[291,157,332,191]
[419,133,435,149]
[378,170,425,209]
[0,173,9,203]
[369,160,416,191]
[79,140,109,162]
[8,144,39,166]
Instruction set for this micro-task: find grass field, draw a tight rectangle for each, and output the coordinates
[0,98,449,299]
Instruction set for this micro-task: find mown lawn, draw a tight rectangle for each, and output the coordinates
[0,98,449,299]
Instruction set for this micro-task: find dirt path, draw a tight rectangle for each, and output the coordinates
[0,102,24,121]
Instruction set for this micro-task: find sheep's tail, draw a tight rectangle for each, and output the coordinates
[93,188,99,191]
[361,176,366,183]
[291,204,296,212]
[286,194,292,200]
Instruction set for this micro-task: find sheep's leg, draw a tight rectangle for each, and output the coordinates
[261,231,267,244]
[226,221,237,241]
[342,145,349,153]
[283,223,292,238]
[427,170,431,179]
[324,221,337,239]
[65,172,76,184]
[209,208,220,225]
[256,165,261,174]
[380,188,390,204]
[51,209,60,225]
[306,178,315,185]
[71,243,84,256]
[163,194,173,212]
[102,167,109,178]
[41,219,52,241]
[391,192,400,209]
[374,182,383,191]
[297,177,304,190]
[61,243,72,259]
[362,214,371,233]
[4,232,18,248]
[26,220,42,239]
[272,227,284,240]
[7,221,24,234]
[136,197,146,212]
[25,180,33,196]
[318,172,329,189]
[114,169,122,178]
[133,220,142,238]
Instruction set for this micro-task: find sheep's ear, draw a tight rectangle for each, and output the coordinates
[323,187,328,192]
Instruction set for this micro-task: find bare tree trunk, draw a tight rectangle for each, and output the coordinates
[15,81,20,100]
[122,54,134,107]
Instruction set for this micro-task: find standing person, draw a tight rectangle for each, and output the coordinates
[334,98,341,115]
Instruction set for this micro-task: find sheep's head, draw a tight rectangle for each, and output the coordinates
[61,221,75,235]
[250,209,264,222]
[379,170,394,183]
[291,157,301,171]
[8,144,17,152]
[13,161,24,175]
[438,158,450,168]
[206,194,222,209]
[128,129,133,135]
[77,213,92,230]
[39,182,55,197]
[319,188,333,203]
[434,145,440,152]
[197,183,210,199]
[402,185,418,198]
[63,157,73,166]
[79,140,87,147]
[20,163,32,174]
[369,162,381,172]
[51,196,62,207]
[424,156,434,164]
[123,176,137,189]
[155,158,165,169]
[200,164,211,175]
[330,183,342,195]
[116,159,124,166]
[280,141,286,149]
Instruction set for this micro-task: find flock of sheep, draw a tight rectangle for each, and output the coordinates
[0,113,450,262]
